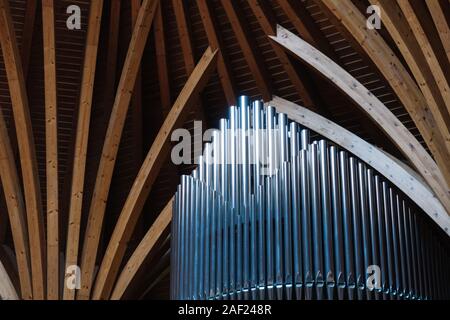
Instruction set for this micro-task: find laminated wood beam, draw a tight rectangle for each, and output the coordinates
[92,47,218,300]
[42,0,59,300]
[0,108,32,299]
[0,0,45,299]
[63,0,104,300]
[77,0,159,300]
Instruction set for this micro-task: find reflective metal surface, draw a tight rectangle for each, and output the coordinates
[171,97,450,300]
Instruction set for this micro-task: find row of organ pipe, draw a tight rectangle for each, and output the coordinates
[170,96,450,300]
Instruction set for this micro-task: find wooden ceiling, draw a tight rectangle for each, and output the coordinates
[0,0,449,300]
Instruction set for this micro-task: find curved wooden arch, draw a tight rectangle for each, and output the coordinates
[269,25,450,217]
[268,95,450,236]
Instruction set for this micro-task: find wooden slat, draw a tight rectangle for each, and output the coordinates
[77,0,159,300]
[63,0,104,300]
[154,3,171,114]
[270,25,450,216]
[370,0,450,148]
[0,0,45,299]
[247,0,315,110]
[220,0,271,101]
[110,197,173,300]
[42,0,59,300]
[92,47,218,300]
[397,0,450,118]
[196,0,236,105]
[0,257,18,300]
[0,108,32,299]
[426,0,450,64]
[319,0,450,195]
[268,95,450,236]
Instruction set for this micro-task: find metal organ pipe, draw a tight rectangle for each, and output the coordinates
[171,97,450,300]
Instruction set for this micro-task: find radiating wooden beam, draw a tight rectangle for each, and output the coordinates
[270,25,450,215]
[63,0,104,300]
[92,47,218,300]
[77,0,159,300]
[42,0,59,300]
[220,0,271,101]
[20,0,37,80]
[397,0,450,118]
[196,0,236,105]
[110,197,173,300]
[369,0,450,145]
[268,95,450,236]
[247,0,315,110]
[154,2,171,114]
[426,0,450,64]
[0,0,45,299]
[0,257,18,300]
[0,108,32,299]
[319,0,450,194]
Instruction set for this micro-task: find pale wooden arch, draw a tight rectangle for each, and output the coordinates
[269,25,450,217]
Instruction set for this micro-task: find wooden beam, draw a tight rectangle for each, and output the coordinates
[269,25,450,215]
[268,95,450,236]
[110,197,173,300]
[0,257,18,300]
[0,108,32,299]
[369,0,450,142]
[220,0,271,101]
[154,2,171,114]
[0,0,45,299]
[20,0,37,80]
[196,0,236,105]
[247,0,315,110]
[319,0,450,195]
[397,0,450,118]
[92,47,218,300]
[42,0,59,300]
[276,0,334,58]
[77,0,159,300]
[426,0,450,64]
[63,0,104,300]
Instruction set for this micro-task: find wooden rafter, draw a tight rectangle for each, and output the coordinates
[268,95,450,236]
[77,0,159,300]
[110,197,173,300]
[0,108,32,299]
[0,0,45,299]
[63,0,104,301]
[369,0,450,141]
[270,25,450,215]
[247,0,315,110]
[154,2,171,114]
[319,0,450,193]
[92,47,218,300]
[220,0,271,101]
[42,0,59,300]
[196,0,236,105]
[426,0,450,64]
[397,0,450,117]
